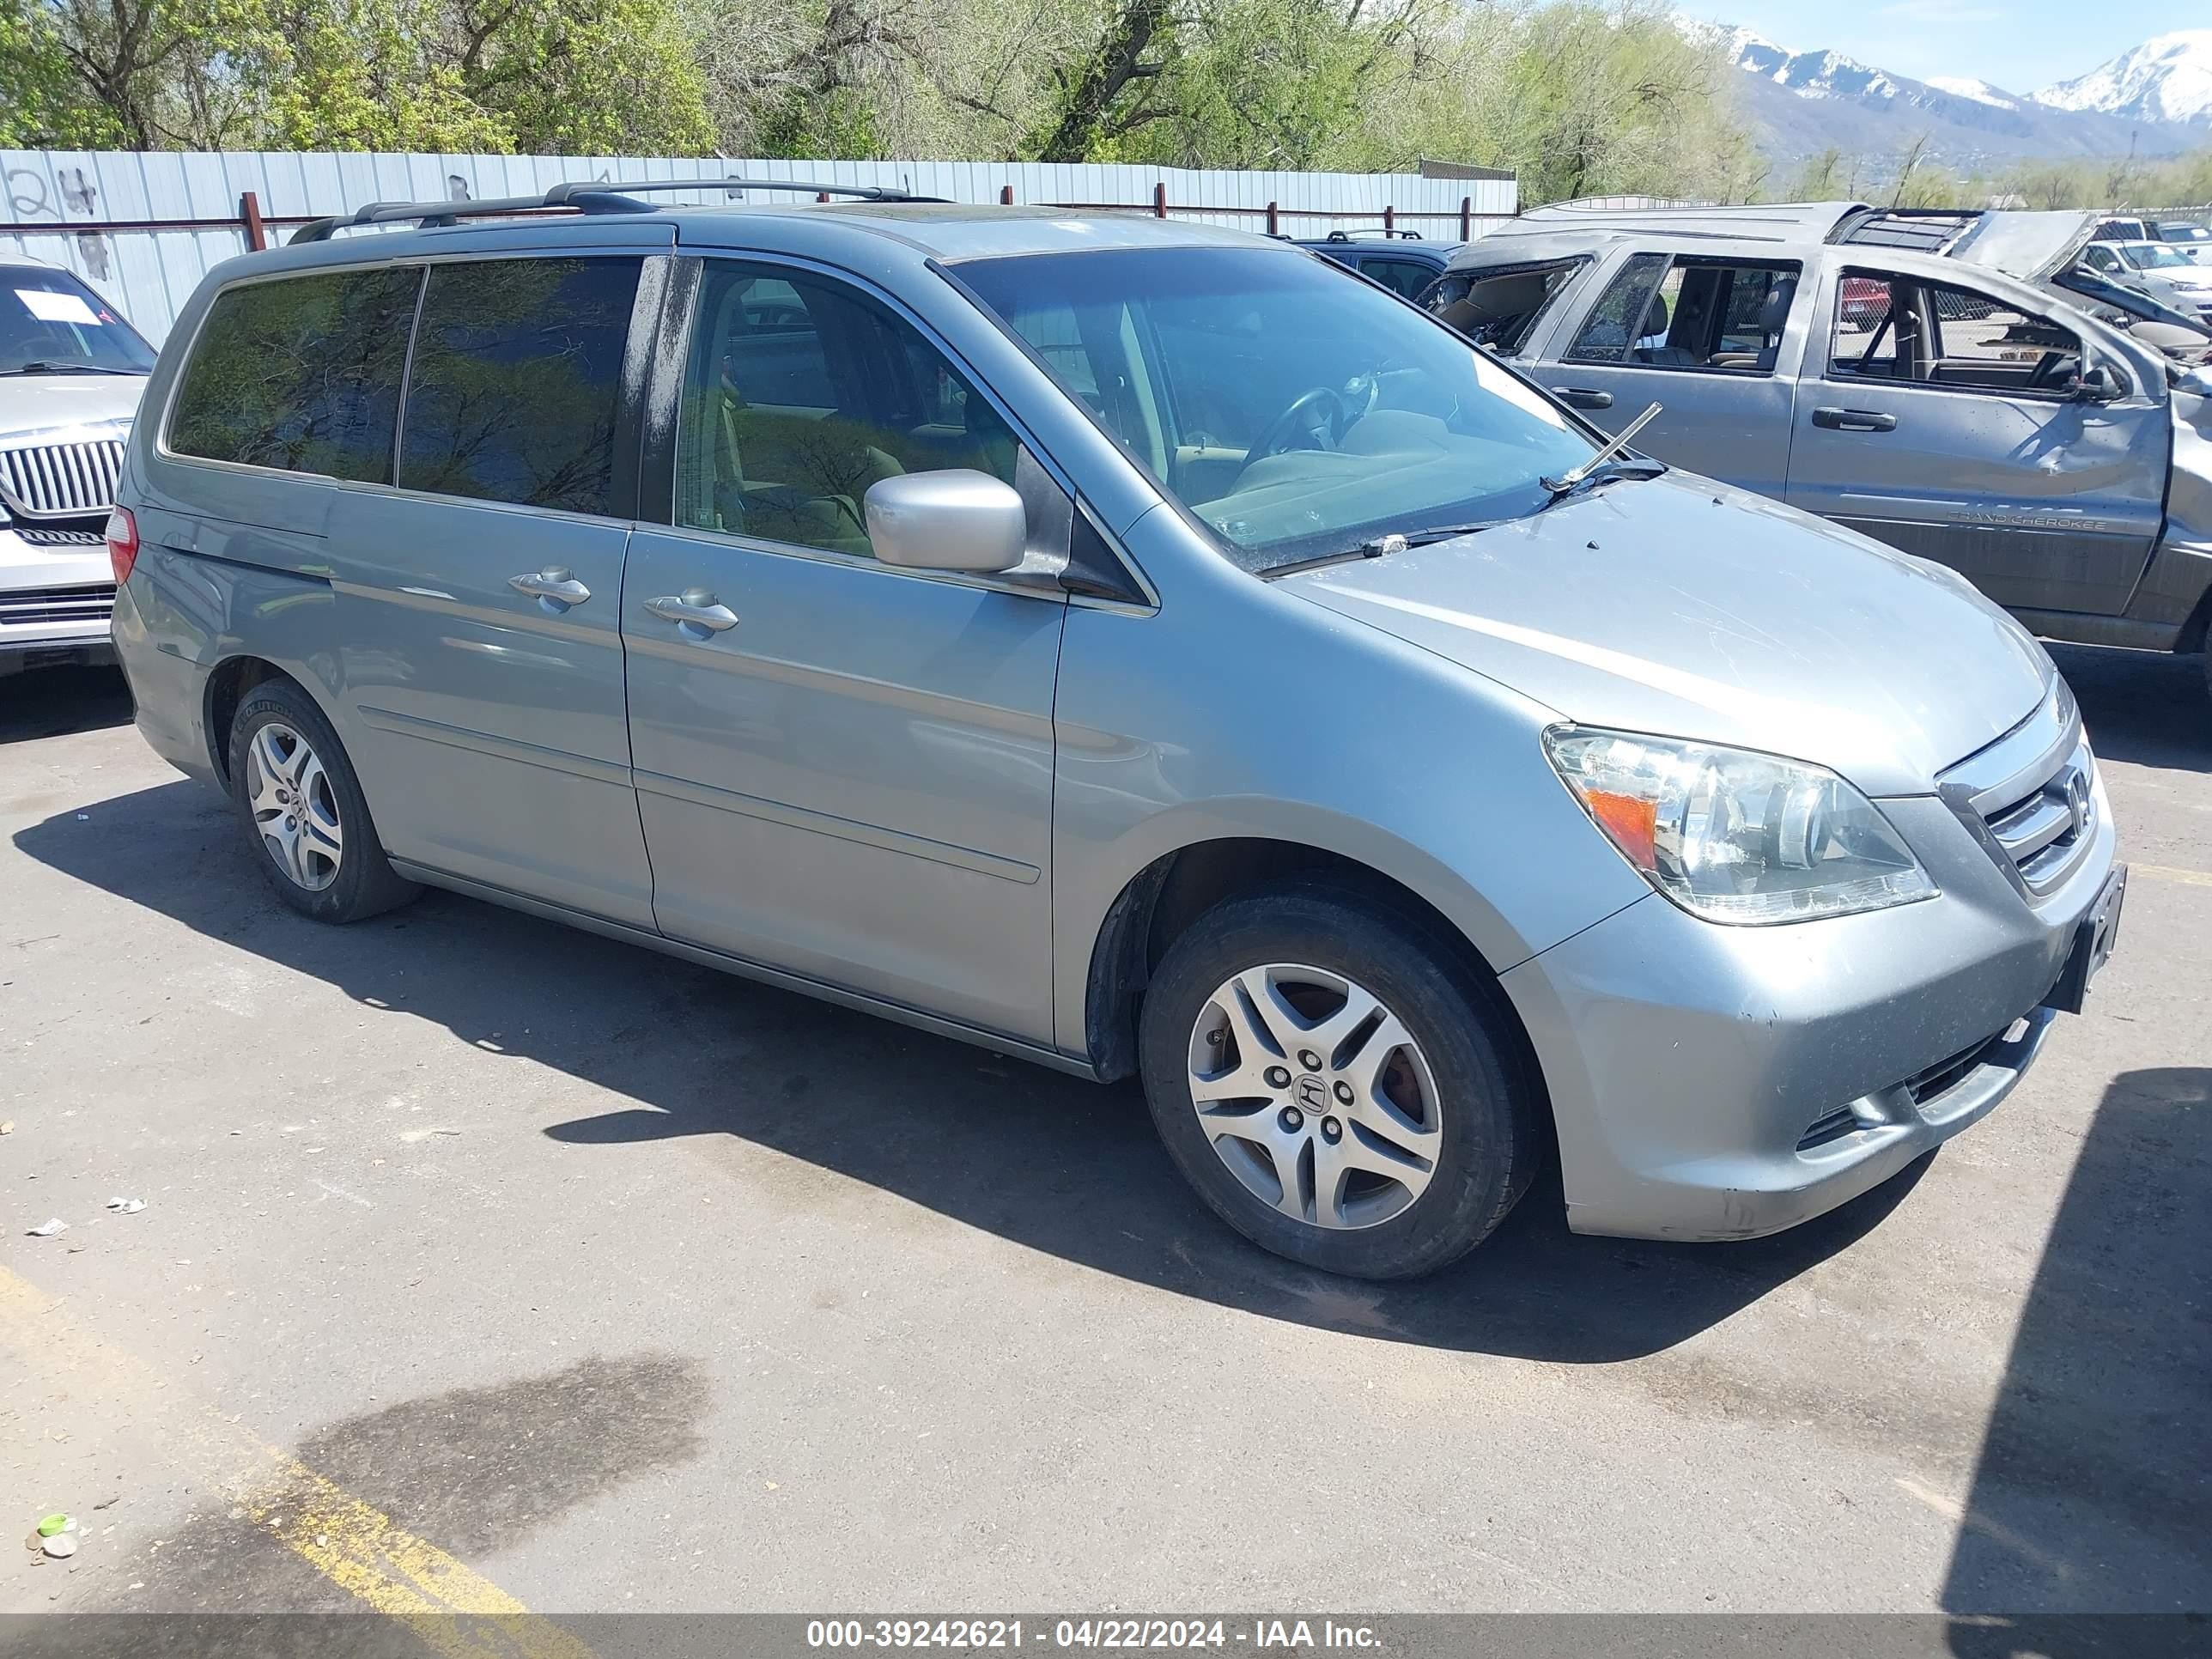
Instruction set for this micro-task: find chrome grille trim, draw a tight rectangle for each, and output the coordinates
[1938,682,2097,900]
[0,582,115,628]
[0,434,125,520]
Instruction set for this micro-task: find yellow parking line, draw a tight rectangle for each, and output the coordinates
[2136,862,2212,888]
[0,1267,590,1659]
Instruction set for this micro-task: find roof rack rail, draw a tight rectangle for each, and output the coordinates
[289,176,945,245]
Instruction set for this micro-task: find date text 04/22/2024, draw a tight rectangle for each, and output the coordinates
[804,1620,1384,1650]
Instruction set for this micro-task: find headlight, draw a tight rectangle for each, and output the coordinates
[1543,726,1936,925]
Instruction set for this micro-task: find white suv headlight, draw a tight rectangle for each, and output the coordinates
[1543,726,1937,925]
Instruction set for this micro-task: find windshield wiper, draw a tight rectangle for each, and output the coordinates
[1540,401,1667,497]
[1358,518,1518,554]
[3,361,139,376]
[1535,455,1668,507]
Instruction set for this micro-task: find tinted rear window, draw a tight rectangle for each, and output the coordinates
[397,257,641,515]
[167,267,422,481]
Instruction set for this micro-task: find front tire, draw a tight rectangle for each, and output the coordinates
[227,678,417,923]
[1138,881,1540,1279]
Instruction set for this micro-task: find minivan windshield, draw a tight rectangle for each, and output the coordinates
[0,268,155,376]
[956,246,1596,571]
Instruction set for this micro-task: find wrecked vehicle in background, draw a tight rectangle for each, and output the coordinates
[1424,202,2212,695]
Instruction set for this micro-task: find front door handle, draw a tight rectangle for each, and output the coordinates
[508,568,592,608]
[1812,406,1899,433]
[645,589,740,635]
[1553,386,1614,410]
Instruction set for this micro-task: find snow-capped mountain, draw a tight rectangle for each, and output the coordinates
[2033,30,2212,127]
[1679,16,2207,174]
[1924,77,2018,112]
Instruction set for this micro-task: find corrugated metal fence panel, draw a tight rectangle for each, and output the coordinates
[0,149,1517,342]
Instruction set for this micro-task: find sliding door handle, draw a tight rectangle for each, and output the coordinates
[1812,406,1898,433]
[1552,386,1614,410]
[645,589,740,635]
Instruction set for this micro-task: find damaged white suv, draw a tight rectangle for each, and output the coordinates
[0,253,154,677]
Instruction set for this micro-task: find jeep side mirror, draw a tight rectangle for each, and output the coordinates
[2074,364,2123,403]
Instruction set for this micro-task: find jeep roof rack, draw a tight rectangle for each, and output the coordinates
[289,176,946,245]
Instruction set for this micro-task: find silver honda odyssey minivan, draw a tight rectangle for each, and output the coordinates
[108,182,2124,1279]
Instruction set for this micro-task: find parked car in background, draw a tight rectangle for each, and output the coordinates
[1433,201,2212,691]
[111,182,2122,1279]
[2157,222,2211,259]
[2081,240,2212,322]
[1292,230,1460,301]
[0,254,153,676]
[2094,216,2154,243]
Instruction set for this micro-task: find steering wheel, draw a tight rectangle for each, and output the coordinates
[1245,386,1346,469]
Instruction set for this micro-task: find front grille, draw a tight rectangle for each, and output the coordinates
[0,582,113,628]
[0,437,125,520]
[1940,684,2096,899]
[1976,739,2095,893]
[1903,1027,2012,1104]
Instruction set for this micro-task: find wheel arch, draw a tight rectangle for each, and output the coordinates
[1078,833,1547,1124]
[202,654,325,784]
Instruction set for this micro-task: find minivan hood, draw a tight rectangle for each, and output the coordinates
[0,371,145,434]
[1285,473,2051,796]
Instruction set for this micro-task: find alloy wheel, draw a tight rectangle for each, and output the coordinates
[245,721,343,892]
[1184,963,1442,1230]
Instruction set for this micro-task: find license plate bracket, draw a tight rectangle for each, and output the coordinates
[2043,864,2126,1016]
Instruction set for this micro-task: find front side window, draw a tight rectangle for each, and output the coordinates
[168,266,420,481]
[674,260,1017,559]
[398,257,641,515]
[1832,269,2088,397]
[1424,258,1589,356]
[1,268,155,378]
[957,245,1594,573]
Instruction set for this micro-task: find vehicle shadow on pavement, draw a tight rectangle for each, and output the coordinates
[2045,643,2209,775]
[0,665,134,745]
[1939,1065,2212,1632]
[18,778,1933,1366]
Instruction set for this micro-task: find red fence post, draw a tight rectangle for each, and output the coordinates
[1153,181,1167,218]
[1267,201,1279,235]
[240,190,267,251]
[1460,197,1473,240]
[1382,204,1395,234]
[817,191,830,203]
[1000,184,1014,205]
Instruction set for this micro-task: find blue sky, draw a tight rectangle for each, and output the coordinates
[1681,2,2197,96]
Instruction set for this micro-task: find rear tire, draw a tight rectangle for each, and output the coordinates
[1138,880,1540,1279]
[227,678,417,923]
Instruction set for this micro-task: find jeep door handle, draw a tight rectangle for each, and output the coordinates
[1812,406,1899,433]
[508,568,592,607]
[645,590,740,634]
[1552,386,1614,410]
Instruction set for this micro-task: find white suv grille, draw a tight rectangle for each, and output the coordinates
[0,437,125,521]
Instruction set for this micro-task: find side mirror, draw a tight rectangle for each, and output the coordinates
[863,470,1026,574]
[2074,364,2124,403]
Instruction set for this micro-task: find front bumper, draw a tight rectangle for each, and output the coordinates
[1500,741,2118,1243]
[0,525,114,675]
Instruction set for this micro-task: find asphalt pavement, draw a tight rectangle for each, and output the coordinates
[1,645,2206,1630]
